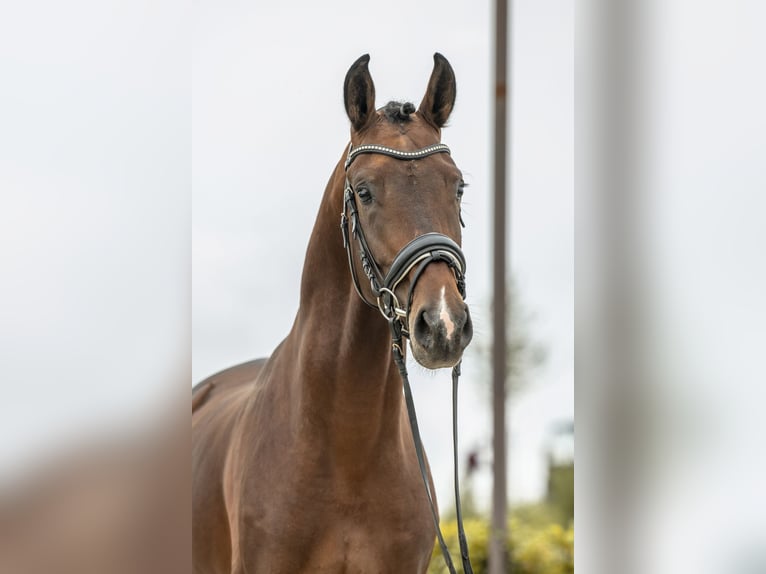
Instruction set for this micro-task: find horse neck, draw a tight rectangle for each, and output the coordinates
[287,156,405,458]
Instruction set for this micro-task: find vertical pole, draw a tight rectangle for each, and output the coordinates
[490,0,509,572]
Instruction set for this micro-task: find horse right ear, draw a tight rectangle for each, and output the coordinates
[344,54,376,132]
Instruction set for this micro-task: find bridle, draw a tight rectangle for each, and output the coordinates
[340,142,475,574]
[341,142,467,333]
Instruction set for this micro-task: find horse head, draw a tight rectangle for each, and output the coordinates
[342,53,473,370]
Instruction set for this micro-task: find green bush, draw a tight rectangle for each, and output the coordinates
[428,507,573,574]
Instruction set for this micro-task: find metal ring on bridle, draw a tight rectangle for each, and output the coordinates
[376,287,405,321]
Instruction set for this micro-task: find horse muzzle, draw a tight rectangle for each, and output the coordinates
[407,267,473,369]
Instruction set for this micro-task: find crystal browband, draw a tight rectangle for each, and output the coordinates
[344,143,451,170]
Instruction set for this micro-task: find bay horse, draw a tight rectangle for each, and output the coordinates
[192,53,473,574]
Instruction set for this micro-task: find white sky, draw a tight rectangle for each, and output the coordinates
[193,0,573,507]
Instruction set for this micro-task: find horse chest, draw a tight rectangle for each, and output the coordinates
[303,521,433,573]
[236,464,435,573]
[240,516,434,574]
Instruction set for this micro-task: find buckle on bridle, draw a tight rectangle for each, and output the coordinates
[376,287,406,322]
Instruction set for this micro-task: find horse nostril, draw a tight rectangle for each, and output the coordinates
[413,309,434,348]
[461,307,474,346]
[451,305,467,331]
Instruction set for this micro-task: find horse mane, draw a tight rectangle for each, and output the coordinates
[380,100,416,123]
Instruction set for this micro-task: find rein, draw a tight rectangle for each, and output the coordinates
[340,142,474,574]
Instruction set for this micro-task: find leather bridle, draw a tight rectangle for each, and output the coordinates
[341,142,467,332]
[340,142,475,574]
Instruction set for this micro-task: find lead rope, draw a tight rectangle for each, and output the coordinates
[452,362,474,574]
[390,320,474,574]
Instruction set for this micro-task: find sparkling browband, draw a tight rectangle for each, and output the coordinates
[345,143,451,170]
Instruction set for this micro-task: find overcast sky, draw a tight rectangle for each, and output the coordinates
[193,0,573,507]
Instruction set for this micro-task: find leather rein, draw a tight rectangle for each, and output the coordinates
[340,142,474,574]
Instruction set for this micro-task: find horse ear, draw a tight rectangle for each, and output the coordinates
[344,54,376,132]
[418,53,456,129]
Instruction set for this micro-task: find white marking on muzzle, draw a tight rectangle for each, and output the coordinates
[438,286,456,339]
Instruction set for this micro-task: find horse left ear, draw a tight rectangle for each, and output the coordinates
[418,53,457,129]
[344,54,376,132]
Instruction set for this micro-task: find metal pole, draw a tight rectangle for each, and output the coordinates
[490,0,509,572]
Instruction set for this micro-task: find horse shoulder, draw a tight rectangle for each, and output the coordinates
[192,357,269,574]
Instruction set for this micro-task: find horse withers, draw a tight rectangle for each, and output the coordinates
[192,53,472,574]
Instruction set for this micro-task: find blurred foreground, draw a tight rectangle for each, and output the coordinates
[578,1,766,572]
[0,409,189,574]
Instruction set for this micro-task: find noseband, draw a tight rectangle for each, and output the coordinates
[340,142,467,334]
[340,142,474,574]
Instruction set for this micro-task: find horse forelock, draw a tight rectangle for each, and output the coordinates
[379,101,416,124]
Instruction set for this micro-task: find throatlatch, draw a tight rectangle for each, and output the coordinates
[340,141,474,574]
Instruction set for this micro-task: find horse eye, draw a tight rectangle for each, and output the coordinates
[457,182,466,200]
[357,187,373,204]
